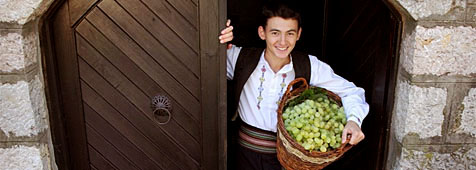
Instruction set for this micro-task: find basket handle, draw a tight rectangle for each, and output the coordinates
[338,134,352,152]
[284,77,309,97]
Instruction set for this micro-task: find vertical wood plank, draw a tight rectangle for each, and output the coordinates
[68,0,96,26]
[199,0,227,169]
[52,2,90,170]
[40,0,71,169]
[217,0,228,169]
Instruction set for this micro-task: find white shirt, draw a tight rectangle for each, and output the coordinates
[227,45,369,132]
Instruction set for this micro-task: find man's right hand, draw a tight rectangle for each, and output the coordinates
[219,19,233,49]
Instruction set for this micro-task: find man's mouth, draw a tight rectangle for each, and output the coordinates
[277,47,288,51]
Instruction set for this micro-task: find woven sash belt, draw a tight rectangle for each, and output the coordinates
[238,122,277,154]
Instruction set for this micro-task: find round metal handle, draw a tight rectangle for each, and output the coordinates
[151,95,172,125]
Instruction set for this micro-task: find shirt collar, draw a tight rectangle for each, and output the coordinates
[259,50,294,74]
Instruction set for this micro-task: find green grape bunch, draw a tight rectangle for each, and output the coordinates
[282,87,346,153]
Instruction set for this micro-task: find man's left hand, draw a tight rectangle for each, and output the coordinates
[341,121,365,145]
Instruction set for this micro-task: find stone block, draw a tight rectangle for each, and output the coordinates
[0,144,50,170]
[393,81,446,144]
[458,88,476,136]
[393,146,476,170]
[0,0,54,26]
[403,26,476,76]
[0,27,39,73]
[0,74,48,137]
[448,86,476,143]
[466,5,476,22]
[397,0,467,20]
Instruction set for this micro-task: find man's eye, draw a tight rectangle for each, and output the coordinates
[271,32,279,36]
[288,33,295,36]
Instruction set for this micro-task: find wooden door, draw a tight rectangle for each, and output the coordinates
[322,1,401,169]
[43,0,226,169]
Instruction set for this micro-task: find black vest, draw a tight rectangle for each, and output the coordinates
[228,47,311,120]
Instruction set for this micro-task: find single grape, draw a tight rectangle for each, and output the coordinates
[319,145,327,152]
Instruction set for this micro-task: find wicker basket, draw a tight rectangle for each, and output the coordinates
[277,78,353,170]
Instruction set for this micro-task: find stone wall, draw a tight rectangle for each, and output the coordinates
[0,0,55,170]
[388,0,476,169]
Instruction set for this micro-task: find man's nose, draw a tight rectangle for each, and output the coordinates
[279,35,286,45]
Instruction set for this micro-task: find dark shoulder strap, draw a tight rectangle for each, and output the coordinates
[233,47,264,89]
[291,50,311,88]
[229,47,263,120]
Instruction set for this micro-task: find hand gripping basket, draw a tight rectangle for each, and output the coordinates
[277,78,353,170]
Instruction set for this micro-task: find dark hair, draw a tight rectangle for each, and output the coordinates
[261,0,301,28]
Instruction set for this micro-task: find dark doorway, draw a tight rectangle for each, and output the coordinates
[227,0,401,169]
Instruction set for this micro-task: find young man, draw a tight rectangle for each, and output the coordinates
[219,2,368,169]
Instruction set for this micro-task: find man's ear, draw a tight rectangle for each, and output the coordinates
[297,27,302,40]
[258,26,266,40]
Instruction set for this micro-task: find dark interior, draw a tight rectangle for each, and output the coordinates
[227,0,401,169]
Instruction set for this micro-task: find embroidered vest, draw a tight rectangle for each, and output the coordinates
[228,47,311,120]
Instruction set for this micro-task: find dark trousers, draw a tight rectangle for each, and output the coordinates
[236,145,282,170]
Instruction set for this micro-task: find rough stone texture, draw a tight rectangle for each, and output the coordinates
[0,0,54,25]
[0,145,43,170]
[394,146,476,170]
[394,81,446,143]
[467,5,476,22]
[397,0,467,20]
[0,75,47,137]
[0,29,38,73]
[400,30,417,75]
[403,26,476,76]
[455,88,476,137]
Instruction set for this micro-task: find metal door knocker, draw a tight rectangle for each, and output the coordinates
[151,95,172,125]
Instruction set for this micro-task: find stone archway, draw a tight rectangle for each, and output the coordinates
[0,0,56,169]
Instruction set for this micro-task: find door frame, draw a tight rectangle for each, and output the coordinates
[39,0,228,169]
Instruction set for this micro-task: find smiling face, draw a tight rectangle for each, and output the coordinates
[258,17,302,61]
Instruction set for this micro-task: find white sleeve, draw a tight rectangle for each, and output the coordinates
[226,45,242,80]
[308,55,369,127]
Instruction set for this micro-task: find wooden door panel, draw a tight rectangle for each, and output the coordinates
[68,0,97,26]
[93,1,200,97]
[47,0,225,169]
[114,0,199,67]
[141,0,198,48]
[84,104,163,170]
[85,124,140,170]
[79,63,200,170]
[77,54,201,162]
[77,9,201,117]
[88,145,118,170]
[75,34,200,141]
[166,0,198,28]
[74,20,201,122]
[83,91,179,170]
